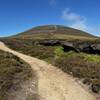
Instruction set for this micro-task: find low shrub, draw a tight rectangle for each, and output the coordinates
[0,50,33,100]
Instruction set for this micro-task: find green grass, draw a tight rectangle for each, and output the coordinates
[0,50,33,100]
[54,46,64,58]
[80,53,100,63]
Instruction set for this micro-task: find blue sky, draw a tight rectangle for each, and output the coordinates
[0,0,100,37]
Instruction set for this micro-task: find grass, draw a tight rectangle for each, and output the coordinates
[54,46,64,58]
[0,50,33,100]
[1,38,100,93]
[4,25,97,41]
[81,53,100,63]
[54,50,100,93]
[10,33,97,40]
[16,25,95,38]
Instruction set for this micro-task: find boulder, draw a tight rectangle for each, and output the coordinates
[61,42,79,52]
[91,44,100,54]
[78,43,100,54]
[82,45,94,54]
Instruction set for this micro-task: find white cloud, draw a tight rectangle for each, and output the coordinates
[62,8,87,31]
[61,8,100,36]
[62,8,85,22]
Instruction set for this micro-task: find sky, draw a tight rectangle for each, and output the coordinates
[0,0,100,37]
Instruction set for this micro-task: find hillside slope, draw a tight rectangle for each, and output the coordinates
[0,41,96,100]
[7,25,97,40]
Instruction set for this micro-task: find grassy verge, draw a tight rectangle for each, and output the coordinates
[0,50,33,100]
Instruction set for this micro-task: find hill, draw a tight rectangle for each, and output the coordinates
[9,25,97,40]
[0,25,100,95]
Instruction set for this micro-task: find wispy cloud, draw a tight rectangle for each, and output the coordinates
[62,8,85,22]
[62,8,87,30]
[61,8,100,36]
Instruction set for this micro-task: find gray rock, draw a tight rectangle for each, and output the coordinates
[61,41,79,52]
[39,40,61,46]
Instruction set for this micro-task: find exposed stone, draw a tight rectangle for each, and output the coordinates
[78,44,100,54]
[39,40,61,46]
[91,44,100,54]
[38,40,100,54]
[82,45,94,54]
[61,42,79,52]
[61,41,74,47]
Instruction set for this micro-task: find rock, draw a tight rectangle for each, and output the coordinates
[61,41,74,47]
[38,40,100,54]
[91,44,100,54]
[82,45,94,54]
[78,43,100,54]
[61,41,79,52]
[91,84,100,93]
[39,40,61,46]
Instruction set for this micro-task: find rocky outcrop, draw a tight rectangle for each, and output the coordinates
[38,40,100,54]
[78,43,100,54]
[91,44,100,54]
[61,42,79,52]
[39,40,79,52]
[39,40,61,46]
[78,43,94,54]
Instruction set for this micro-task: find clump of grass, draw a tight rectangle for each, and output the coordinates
[80,53,100,63]
[54,46,64,58]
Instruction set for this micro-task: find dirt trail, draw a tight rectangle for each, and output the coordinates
[0,41,96,100]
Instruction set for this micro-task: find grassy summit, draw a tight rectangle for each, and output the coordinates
[9,25,96,40]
